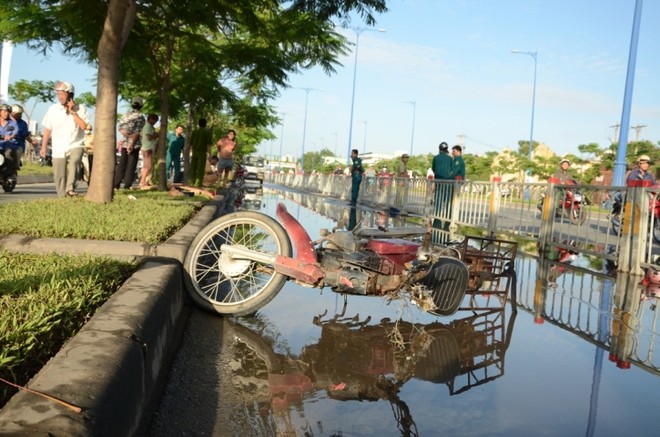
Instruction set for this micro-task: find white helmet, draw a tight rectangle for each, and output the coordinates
[11,104,23,114]
[55,81,75,93]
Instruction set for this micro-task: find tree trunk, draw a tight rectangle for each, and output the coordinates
[156,38,174,191]
[86,0,137,203]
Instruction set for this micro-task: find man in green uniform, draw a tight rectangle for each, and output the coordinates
[189,118,213,187]
[350,149,363,206]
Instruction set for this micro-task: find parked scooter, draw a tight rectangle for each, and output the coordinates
[537,180,588,225]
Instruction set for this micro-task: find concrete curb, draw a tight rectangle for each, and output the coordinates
[0,200,221,435]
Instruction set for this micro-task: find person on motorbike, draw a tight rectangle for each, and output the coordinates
[0,103,19,181]
[11,104,33,169]
[627,155,656,185]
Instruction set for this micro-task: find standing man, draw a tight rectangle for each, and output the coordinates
[115,97,146,189]
[451,145,465,181]
[166,124,185,183]
[395,153,409,207]
[349,148,363,206]
[41,81,89,197]
[216,129,236,187]
[139,113,159,188]
[189,118,213,187]
[432,142,452,180]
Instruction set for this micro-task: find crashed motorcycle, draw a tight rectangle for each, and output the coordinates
[0,143,17,193]
[610,191,660,244]
[537,180,588,225]
[184,202,517,317]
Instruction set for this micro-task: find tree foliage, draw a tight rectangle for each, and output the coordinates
[4,0,389,201]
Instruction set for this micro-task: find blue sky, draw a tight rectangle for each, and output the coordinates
[7,0,660,160]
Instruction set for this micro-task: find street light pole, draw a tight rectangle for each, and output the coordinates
[296,87,321,172]
[511,50,538,175]
[278,113,287,164]
[359,120,368,153]
[403,100,416,156]
[346,26,386,164]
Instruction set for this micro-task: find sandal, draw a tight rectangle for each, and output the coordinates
[66,190,78,197]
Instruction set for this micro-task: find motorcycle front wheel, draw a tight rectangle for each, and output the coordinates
[2,179,16,193]
[567,203,587,225]
[184,211,292,316]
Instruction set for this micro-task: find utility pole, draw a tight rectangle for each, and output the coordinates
[457,134,465,150]
[609,123,621,144]
[630,124,646,141]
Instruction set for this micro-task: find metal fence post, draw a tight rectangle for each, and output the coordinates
[538,177,558,254]
[488,177,502,236]
[618,180,651,275]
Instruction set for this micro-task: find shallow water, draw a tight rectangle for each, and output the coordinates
[219,192,660,436]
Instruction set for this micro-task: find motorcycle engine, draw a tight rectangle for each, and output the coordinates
[319,249,382,295]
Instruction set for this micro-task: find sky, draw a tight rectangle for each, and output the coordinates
[5,0,660,161]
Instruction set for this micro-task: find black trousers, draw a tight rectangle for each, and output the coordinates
[114,147,140,189]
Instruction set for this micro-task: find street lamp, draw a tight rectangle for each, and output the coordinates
[346,26,386,164]
[358,120,368,153]
[402,100,416,156]
[295,87,321,172]
[511,49,538,175]
[278,112,287,163]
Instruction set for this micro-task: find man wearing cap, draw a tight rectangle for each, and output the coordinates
[627,155,656,184]
[41,81,89,197]
[114,97,146,189]
[430,142,454,239]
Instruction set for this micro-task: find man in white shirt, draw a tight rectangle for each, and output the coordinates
[40,81,89,197]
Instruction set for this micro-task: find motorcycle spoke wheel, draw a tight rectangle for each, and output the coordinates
[184,211,292,316]
[569,204,587,225]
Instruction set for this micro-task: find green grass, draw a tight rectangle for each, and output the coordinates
[19,162,54,176]
[0,190,205,244]
[0,190,209,408]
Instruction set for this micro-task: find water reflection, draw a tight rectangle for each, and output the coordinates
[228,301,515,436]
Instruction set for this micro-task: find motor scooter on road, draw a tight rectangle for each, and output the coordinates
[183,202,517,317]
[537,180,588,225]
[0,143,17,193]
[610,191,660,244]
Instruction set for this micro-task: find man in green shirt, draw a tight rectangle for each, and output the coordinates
[451,145,466,181]
[189,118,213,187]
[349,149,363,206]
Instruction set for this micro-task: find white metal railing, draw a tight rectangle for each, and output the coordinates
[265,172,659,275]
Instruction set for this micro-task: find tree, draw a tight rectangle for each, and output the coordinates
[4,0,388,202]
[8,79,56,122]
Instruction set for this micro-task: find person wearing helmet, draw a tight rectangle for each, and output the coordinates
[10,104,33,168]
[627,155,656,185]
[553,158,573,184]
[41,81,89,197]
[0,103,19,181]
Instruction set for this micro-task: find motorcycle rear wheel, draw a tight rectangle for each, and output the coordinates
[184,211,292,316]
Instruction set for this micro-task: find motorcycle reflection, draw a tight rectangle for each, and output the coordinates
[227,304,516,436]
[544,241,578,288]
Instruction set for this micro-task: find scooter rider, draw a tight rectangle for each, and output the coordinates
[627,155,656,185]
[0,103,19,181]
